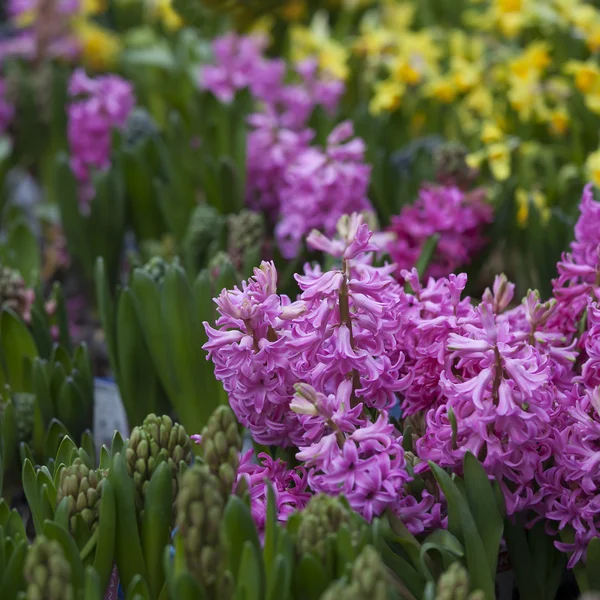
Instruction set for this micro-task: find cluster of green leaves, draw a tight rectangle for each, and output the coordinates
[0,303,94,504]
[95,255,236,433]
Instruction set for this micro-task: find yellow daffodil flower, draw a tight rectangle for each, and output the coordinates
[73,20,121,71]
[151,0,184,31]
[369,79,405,115]
[565,61,600,94]
[515,188,551,227]
[586,150,600,188]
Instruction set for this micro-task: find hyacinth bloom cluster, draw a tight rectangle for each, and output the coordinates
[67,69,135,208]
[201,33,369,258]
[0,79,14,136]
[204,215,420,523]
[386,184,493,279]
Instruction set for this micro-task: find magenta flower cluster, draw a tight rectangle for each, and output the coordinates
[200,33,372,258]
[204,185,600,566]
[67,69,135,208]
[385,184,493,279]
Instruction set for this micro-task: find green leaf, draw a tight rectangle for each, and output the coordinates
[419,529,464,582]
[4,221,40,286]
[429,462,495,599]
[95,258,118,375]
[0,310,38,392]
[141,462,173,598]
[463,452,503,577]
[126,574,152,600]
[0,539,26,598]
[43,521,85,592]
[84,566,103,600]
[94,479,117,592]
[109,453,148,591]
[22,459,43,535]
[236,541,262,600]
[223,496,264,592]
[587,538,600,591]
[504,515,543,600]
[44,419,70,463]
[293,554,328,600]
[266,555,290,600]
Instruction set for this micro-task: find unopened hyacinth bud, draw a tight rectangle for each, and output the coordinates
[183,204,225,270]
[13,393,35,443]
[0,265,34,320]
[433,142,478,189]
[227,209,266,271]
[208,251,234,281]
[56,458,106,533]
[141,256,170,286]
[24,536,74,600]
[200,405,242,498]
[123,107,159,149]
[435,563,484,600]
[348,545,389,600]
[126,414,193,511]
[175,463,225,588]
[296,493,353,560]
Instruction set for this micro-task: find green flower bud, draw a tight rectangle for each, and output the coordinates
[13,392,35,443]
[126,414,193,513]
[227,210,266,272]
[124,108,159,149]
[183,205,226,272]
[435,563,482,600]
[200,405,242,498]
[349,545,389,600]
[140,256,170,286]
[296,494,354,561]
[24,537,74,600]
[56,458,106,533]
[175,463,225,588]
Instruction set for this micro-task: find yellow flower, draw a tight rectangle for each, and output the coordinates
[565,60,600,94]
[549,108,569,136]
[410,111,427,136]
[152,0,183,31]
[464,86,494,117]
[369,79,405,115]
[480,122,503,144]
[290,23,349,80]
[586,150,600,188]
[510,42,551,80]
[487,142,511,181]
[391,57,422,86]
[73,20,121,71]
[426,77,458,103]
[516,188,550,227]
[82,0,107,15]
[383,2,415,31]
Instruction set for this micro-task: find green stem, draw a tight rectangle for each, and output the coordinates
[80,529,99,563]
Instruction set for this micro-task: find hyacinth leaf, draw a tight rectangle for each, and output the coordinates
[22,459,43,535]
[236,541,263,600]
[293,553,328,600]
[1,401,16,492]
[54,497,69,531]
[429,462,495,599]
[504,517,542,599]
[122,146,164,242]
[110,453,149,590]
[95,259,118,373]
[57,377,83,439]
[174,572,205,600]
[84,567,103,600]
[116,288,158,428]
[99,446,112,470]
[373,519,425,598]
[126,574,152,600]
[31,358,54,426]
[43,520,85,592]
[587,538,600,591]
[223,496,264,593]
[267,556,291,600]
[53,436,77,482]
[130,271,175,399]
[463,452,503,577]
[0,525,5,582]
[44,419,70,464]
[94,479,116,591]
[386,510,422,569]
[141,462,173,599]
[29,307,53,359]
[81,431,96,467]
[263,484,277,576]
[51,344,73,373]
[161,266,212,431]
[219,157,243,215]
[419,530,464,582]
[4,508,26,542]
[0,538,26,598]
[0,309,38,393]
[54,154,93,276]
[4,221,40,286]
[111,431,125,457]
[51,283,73,353]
